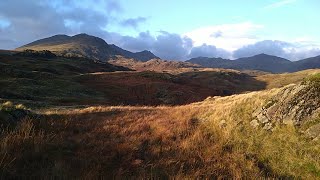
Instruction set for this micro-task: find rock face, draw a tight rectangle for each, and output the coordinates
[252,81,320,131]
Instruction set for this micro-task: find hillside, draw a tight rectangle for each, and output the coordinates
[0,52,267,106]
[77,70,265,105]
[293,55,320,71]
[187,54,320,73]
[110,45,159,62]
[108,56,201,73]
[1,51,319,107]
[1,49,320,178]
[16,33,159,62]
[1,73,320,178]
[0,52,130,106]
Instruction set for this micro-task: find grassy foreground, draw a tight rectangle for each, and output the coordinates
[1,53,320,178]
[1,82,320,178]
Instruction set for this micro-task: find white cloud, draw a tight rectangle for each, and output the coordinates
[264,0,297,9]
[183,22,264,52]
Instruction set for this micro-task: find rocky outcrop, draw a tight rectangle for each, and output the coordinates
[252,81,320,131]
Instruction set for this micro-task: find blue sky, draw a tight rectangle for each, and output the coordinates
[0,0,320,60]
[117,0,319,38]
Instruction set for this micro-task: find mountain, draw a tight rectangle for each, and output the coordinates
[109,44,159,62]
[187,54,293,73]
[186,57,231,68]
[16,33,159,62]
[292,55,320,71]
[232,54,292,73]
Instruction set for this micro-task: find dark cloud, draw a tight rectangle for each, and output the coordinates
[0,0,120,49]
[106,31,193,60]
[0,0,194,60]
[189,44,231,59]
[121,17,147,28]
[0,37,17,49]
[115,31,155,52]
[152,32,192,60]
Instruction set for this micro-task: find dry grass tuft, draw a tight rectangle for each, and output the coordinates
[1,80,320,178]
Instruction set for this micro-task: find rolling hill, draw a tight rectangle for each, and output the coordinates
[16,33,159,62]
[0,52,267,106]
[1,47,320,178]
[187,54,320,73]
[108,56,201,73]
[2,33,320,179]
[1,70,320,178]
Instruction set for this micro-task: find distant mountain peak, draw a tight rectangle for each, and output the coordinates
[187,54,293,73]
[51,34,70,38]
[73,33,89,36]
[255,53,269,57]
[16,33,159,62]
[188,54,320,73]
[71,33,98,39]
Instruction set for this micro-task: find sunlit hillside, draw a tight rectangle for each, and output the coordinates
[1,69,320,178]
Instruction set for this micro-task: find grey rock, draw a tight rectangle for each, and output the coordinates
[250,120,259,128]
[252,82,320,131]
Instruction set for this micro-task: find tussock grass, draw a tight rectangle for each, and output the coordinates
[1,74,320,178]
[256,69,320,89]
[0,119,57,178]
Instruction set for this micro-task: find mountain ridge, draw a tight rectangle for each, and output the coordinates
[15,33,320,73]
[16,33,159,62]
[187,54,320,73]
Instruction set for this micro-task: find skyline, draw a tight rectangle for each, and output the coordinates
[0,0,319,60]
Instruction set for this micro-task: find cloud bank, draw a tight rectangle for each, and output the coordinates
[233,40,320,60]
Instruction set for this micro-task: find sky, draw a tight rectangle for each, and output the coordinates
[0,0,320,60]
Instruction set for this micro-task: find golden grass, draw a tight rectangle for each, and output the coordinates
[1,83,320,178]
[255,69,320,89]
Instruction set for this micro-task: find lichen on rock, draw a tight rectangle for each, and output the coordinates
[252,78,320,133]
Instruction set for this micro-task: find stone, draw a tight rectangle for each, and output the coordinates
[250,120,259,128]
[257,113,269,124]
[251,82,320,131]
[219,120,227,128]
[263,123,273,131]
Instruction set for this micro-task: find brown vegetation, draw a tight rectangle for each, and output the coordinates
[1,81,319,178]
[77,70,266,105]
[1,52,320,178]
